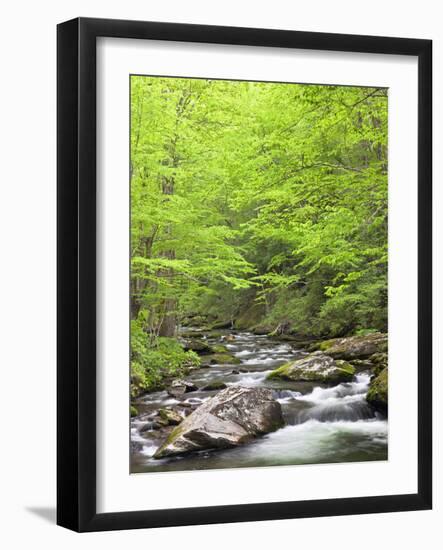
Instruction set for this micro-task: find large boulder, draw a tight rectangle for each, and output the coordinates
[317,332,387,360]
[366,368,388,415]
[153,386,284,459]
[267,352,355,383]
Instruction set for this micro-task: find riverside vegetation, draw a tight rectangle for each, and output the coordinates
[130,76,388,471]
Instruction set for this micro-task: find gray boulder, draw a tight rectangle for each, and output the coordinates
[318,332,387,359]
[267,353,355,383]
[153,386,284,459]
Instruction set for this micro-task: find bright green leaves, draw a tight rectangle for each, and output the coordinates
[130,75,388,340]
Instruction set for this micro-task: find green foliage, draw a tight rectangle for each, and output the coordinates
[130,321,200,395]
[130,76,388,390]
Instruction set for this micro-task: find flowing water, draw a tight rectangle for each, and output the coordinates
[131,331,387,473]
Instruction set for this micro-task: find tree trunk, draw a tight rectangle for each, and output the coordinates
[158,175,176,337]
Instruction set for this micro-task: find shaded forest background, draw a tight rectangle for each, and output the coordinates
[130,76,388,393]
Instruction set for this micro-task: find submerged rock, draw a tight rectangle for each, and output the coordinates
[267,353,355,383]
[153,386,284,459]
[366,368,388,415]
[317,332,387,359]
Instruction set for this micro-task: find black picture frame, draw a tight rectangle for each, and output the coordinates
[57,17,432,532]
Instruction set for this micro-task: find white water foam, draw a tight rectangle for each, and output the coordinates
[231,419,388,462]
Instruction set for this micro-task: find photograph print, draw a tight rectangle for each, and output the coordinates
[129,75,388,474]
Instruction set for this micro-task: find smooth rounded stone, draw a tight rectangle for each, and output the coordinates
[317,332,387,359]
[201,380,227,391]
[266,353,355,383]
[167,379,199,398]
[153,386,284,459]
[366,368,388,415]
[158,408,184,426]
[231,369,240,375]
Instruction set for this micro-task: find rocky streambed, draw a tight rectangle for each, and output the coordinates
[131,330,388,473]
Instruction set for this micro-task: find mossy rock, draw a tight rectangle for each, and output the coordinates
[267,353,355,383]
[158,408,183,426]
[316,333,388,359]
[251,325,273,335]
[211,344,228,354]
[130,405,139,417]
[370,352,388,365]
[366,368,388,415]
[204,330,223,339]
[181,339,212,355]
[202,353,241,365]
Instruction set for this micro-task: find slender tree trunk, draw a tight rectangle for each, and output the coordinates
[158,176,176,337]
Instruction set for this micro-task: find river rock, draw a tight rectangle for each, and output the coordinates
[158,408,184,426]
[201,353,241,366]
[267,353,355,383]
[366,368,388,415]
[167,379,199,398]
[153,386,284,459]
[318,332,387,359]
[211,344,228,353]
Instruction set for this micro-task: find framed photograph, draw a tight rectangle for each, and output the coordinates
[57,17,432,532]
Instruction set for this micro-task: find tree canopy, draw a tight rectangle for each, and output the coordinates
[130,75,388,390]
